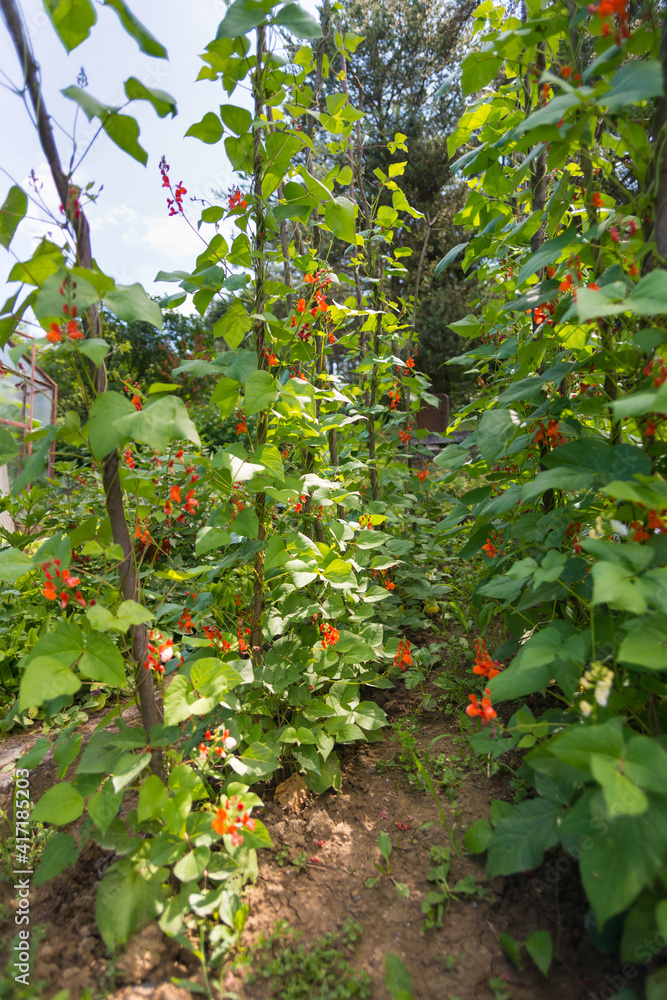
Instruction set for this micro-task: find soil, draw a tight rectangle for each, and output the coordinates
[0,683,647,1000]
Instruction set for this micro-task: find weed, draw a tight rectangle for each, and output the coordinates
[488,977,512,1000]
[421,846,493,930]
[292,850,307,871]
[240,918,371,1000]
[0,927,46,1000]
[365,832,410,898]
[275,844,290,866]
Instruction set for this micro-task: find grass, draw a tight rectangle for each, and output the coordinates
[237,918,371,1000]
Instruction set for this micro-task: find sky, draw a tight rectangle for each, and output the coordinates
[0,0,316,314]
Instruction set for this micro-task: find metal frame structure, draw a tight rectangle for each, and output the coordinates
[0,339,58,488]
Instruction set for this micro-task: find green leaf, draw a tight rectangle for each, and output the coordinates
[87,391,136,459]
[219,104,253,135]
[0,547,33,582]
[477,408,515,465]
[324,196,357,244]
[61,84,113,120]
[19,737,51,770]
[111,751,151,792]
[34,269,99,321]
[273,3,322,38]
[128,395,201,452]
[0,426,19,465]
[116,600,153,628]
[124,77,177,117]
[79,338,110,368]
[138,775,170,822]
[44,0,97,51]
[461,51,502,96]
[591,562,646,614]
[96,858,166,951]
[487,799,562,879]
[517,225,581,284]
[499,933,522,970]
[54,732,82,778]
[104,282,162,327]
[230,742,279,778]
[0,185,27,250]
[522,93,581,131]
[78,632,126,687]
[33,833,76,886]
[186,112,223,144]
[20,656,81,710]
[462,818,492,854]
[216,0,267,37]
[31,783,84,825]
[575,797,667,926]
[88,783,123,833]
[548,719,623,772]
[385,953,414,1000]
[215,299,249,349]
[434,242,468,276]
[624,735,667,793]
[601,59,663,113]
[590,754,648,818]
[195,526,231,556]
[647,964,667,1000]
[525,930,552,977]
[174,846,210,881]
[244,369,279,415]
[103,113,148,165]
[103,0,167,57]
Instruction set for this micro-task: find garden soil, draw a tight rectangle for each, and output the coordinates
[0,684,649,1000]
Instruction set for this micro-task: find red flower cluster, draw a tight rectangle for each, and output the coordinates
[59,184,82,220]
[359,513,372,529]
[164,482,199,518]
[179,607,195,634]
[393,639,413,671]
[320,622,340,649]
[388,385,400,410]
[47,319,83,344]
[415,467,429,482]
[143,629,175,673]
[482,530,503,558]
[534,419,565,449]
[227,187,247,211]
[160,157,187,216]
[41,559,86,609]
[199,725,237,759]
[588,0,630,39]
[262,349,278,366]
[645,358,667,388]
[211,795,256,846]
[466,689,497,723]
[473,639,501,680]
[565,521,582,554]
[397,357,415,374]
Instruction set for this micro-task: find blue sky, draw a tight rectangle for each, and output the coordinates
[1,0,316,313]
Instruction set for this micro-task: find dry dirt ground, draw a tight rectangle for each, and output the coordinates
[0,687,651,1000]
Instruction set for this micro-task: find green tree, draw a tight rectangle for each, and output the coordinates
[40,309,215,418]
[320,0,478,398]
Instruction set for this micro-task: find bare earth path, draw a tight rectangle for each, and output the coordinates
[0,685,646,1000]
